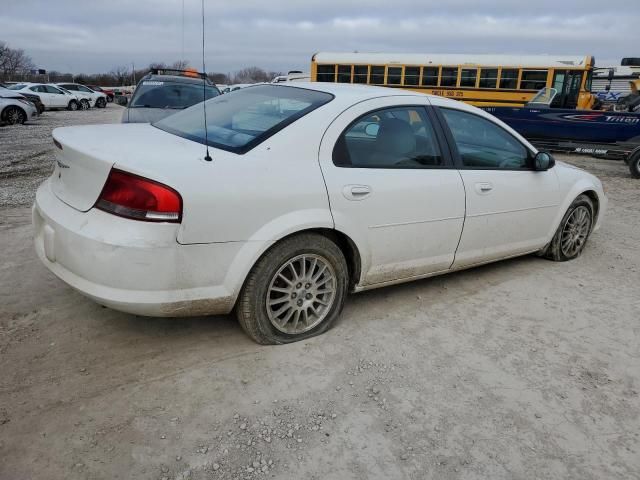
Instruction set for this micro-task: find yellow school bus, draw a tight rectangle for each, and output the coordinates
[311,52,597,109]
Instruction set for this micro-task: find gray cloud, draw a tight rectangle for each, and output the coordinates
[1,0,636,74]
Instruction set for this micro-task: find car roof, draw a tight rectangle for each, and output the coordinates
[257,81,461,105]
[140,74,215,86]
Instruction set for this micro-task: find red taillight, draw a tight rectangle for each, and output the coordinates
[96,169,182,223]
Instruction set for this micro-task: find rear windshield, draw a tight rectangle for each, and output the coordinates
[7,84,28,90]
[130,80,219,109]
[154,85,334,153]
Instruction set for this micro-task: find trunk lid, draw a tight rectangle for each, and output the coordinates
[50,123,204,212]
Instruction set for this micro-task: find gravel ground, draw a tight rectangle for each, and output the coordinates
[0,105,122,208]
[0,108,639,480]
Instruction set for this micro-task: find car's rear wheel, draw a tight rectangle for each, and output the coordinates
[96,97,106,108]
[2,106,26,125]
[67,100,79,111]
[544,194,594,261]
[80,99,90,110]
[236,233,348,344]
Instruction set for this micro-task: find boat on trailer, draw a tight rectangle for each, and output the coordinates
[482,88,640,178]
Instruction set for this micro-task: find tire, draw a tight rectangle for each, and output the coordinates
[236,233,349,345]
[2,106,26,125]
[96,97,106,108]
[80,99,90,110]
[543,194,594,261]
[67,100,79,111]
[628,150,640,179]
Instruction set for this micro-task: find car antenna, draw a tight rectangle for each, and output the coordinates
[201,0,212,162]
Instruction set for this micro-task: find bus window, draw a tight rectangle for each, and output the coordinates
[441,67,458,87]
[500,69,518,89]
[479,68,498,88]
[317,65,335,82]
[370,65,385,84]
[387,67,402,85]
[422,67,439,86]
[460,68,477,87]
[353,65,368,84]
[520,70,547,90]
[404,66,420,86]
[337,65,351,83]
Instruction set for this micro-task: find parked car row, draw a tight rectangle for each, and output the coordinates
[5,82,108,113]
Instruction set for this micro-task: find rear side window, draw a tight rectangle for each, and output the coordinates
[440,108,528,169]
[333,106,443,168]
[154,85,333,154]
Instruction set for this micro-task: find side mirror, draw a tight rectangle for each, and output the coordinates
[534,151,555,171]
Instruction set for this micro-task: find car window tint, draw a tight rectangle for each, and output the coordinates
[46,86,62,94]
[130,81,219,109]
[441,108,528,169]
[333,107,443,168]
[154,85,333,153]
[78,85,93,93]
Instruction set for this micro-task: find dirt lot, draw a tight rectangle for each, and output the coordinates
[1,107,639,480]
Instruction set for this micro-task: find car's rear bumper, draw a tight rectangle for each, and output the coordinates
[33,179,242,317]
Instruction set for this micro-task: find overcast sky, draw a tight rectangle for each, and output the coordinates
[1,0,637,74]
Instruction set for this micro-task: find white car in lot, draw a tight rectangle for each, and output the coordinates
[8,82,80,111]
[33,83,606,344]
[56,83,108,109]
[0,87,39,124]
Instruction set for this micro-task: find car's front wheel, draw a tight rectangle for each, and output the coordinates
[544,194,594,261]
[236,233,349,344]
[2,106,26,125]
[96,97,106,108]
[80,99,90,110]
[67,100,79,111]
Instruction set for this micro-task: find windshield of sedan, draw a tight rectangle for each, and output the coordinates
[154,85,334,153]
[130,81,219,109]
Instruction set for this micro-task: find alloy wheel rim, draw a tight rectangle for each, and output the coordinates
[7,108,21,124]
[266,254,337,335]
[560,206,591,257]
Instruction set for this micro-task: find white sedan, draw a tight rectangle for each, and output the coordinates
[33,83,606,344]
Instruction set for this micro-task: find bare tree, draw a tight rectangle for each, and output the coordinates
[0,41,35,80]
[110,65,131,86]
[232,66,271,84]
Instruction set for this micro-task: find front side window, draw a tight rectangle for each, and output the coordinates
[316,64,335,82]
[440,67,458,87]
[61,84,78,91]
[441,108,528,169]
[154,85,333,154]
[333,106,443,168]
[499,69,518,89]
[520,70,548,90]
[78,85,94,93]
[46,86,64,94]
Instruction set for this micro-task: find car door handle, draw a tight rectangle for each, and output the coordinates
[342,185,372,201]
[475,182,493,194]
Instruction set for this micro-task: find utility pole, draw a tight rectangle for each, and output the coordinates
[132,62,136,86]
